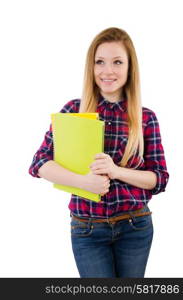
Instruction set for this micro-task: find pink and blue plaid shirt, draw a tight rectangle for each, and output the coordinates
[29,95,169,217]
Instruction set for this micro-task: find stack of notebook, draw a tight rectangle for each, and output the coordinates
[51,112,105,202]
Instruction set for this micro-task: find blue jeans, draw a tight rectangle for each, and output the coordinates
[70,206,153,278]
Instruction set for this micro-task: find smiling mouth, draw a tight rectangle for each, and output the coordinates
[101,79,117,82]
[101,79,117,85]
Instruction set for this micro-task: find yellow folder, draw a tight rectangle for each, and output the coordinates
[51,113,105,202]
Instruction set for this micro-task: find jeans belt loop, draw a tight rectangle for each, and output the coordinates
[128,212,136,223]
[107,218,115,225]
[88,218,92,226]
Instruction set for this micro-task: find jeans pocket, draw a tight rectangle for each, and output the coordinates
[71,219,93,237]
[128,214,153,231]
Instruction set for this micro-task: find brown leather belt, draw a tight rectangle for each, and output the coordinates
[71,207,152,224]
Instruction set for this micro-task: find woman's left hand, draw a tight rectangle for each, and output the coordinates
[89,153,119,180]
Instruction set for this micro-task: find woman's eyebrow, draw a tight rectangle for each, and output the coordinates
[95,56,123,59]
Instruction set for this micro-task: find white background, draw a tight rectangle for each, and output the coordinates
[0,0,182,277]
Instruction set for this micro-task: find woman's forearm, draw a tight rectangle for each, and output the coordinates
[114,166,157,189]
[38,160,84,189]
[38,161,110,196]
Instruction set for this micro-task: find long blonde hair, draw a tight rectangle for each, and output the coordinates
[79,27,144,168]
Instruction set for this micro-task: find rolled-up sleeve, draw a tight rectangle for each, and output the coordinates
[28,124,53,178]
[143,110,169,195]
[28,99,80,178]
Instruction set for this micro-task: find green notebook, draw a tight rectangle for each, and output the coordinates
[51,113,105,202]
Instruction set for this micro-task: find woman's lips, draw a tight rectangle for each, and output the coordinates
[101,79,117,84]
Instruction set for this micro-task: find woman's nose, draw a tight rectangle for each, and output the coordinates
[103,63,114,74]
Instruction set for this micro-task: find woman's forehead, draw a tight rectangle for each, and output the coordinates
[95,41,128,59]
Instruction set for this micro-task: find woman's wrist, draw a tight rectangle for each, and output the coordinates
[74,174,86,190]
[111,165,122,180]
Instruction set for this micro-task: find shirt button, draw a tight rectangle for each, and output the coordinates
[108,122,111,125]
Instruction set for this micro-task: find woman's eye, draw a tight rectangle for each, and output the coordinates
[95,60,104,64]
[95,60,123,65]
[114,60,123,65]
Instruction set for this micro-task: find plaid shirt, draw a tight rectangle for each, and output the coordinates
[29,95,169,217]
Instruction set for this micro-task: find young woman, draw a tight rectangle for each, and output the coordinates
[29,27,169,278]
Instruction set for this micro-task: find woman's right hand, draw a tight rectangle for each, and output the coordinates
[82,171,110,195]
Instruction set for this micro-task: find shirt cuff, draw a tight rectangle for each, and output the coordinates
[29,158,51,178]
[150,169,169,195]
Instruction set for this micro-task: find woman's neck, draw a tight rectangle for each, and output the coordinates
[100,91,124,103]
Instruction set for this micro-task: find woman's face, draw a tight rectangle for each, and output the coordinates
[94,41,129,102]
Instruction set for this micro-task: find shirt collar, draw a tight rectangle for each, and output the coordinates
[97,94,127,112]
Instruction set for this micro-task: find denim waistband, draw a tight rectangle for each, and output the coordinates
[70,205,150,221]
